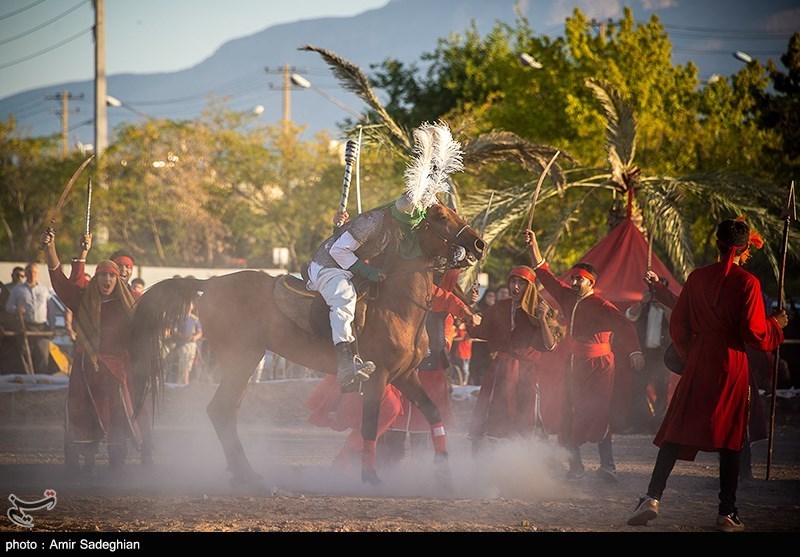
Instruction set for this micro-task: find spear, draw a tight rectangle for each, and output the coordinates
[766,180,796,480]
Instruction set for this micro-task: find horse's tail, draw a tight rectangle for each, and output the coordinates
[130,277,207,416]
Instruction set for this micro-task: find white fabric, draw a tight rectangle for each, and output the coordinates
[329,231,362,271]
[306,265,357,345]
[645,305,665,349]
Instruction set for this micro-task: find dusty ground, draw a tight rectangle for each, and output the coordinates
[0,378,798,537]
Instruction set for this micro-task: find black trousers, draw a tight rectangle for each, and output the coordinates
[646,442,740,516]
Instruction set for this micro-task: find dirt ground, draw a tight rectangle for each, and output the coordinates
[0,378,798,537]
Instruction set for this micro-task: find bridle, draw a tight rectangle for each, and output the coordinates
[420,218,472,269]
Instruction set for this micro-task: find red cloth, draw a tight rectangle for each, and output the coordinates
[655,262,783,460]
[535,263,641,446]
[305,375,404,460]
[466,298,549,439]
[50,265,141,447]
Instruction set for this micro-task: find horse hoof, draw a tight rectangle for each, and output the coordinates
[229,470,264,488]
[362,469,382,485]
[434,452,453,491]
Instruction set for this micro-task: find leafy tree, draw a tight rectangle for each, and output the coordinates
[0,117,91,261]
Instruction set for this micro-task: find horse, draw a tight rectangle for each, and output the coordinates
[129,202,485,486]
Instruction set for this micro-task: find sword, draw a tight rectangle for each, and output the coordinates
[472,192,494,293]
[337,139,359,227]
[38,154,95,249]
[526,151,560,231]
[82,177,92,251]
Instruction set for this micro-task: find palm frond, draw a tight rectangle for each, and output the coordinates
[461,131,575,195]
[638,180,695,280]
[299,44,411,151]
[585,78,637,175]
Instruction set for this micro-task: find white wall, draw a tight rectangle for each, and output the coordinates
[0,261,288,291]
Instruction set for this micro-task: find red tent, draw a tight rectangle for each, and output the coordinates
[557,217,682,311]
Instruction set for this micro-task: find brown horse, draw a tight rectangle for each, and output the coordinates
[129,202,485,486]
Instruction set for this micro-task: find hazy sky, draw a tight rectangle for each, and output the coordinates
[0,0,389,99]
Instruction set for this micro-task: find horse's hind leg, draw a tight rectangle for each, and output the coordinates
[392,373,452,487]
[206,348,263,486]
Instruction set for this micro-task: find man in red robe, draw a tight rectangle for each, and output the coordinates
[466,266,560,454]
[41,230,140,476]
[525,229,644,482]
[627,219,787,532]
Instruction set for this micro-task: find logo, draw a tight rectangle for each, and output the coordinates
[7,490,57,528]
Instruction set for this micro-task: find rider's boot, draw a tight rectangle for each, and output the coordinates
[335,342,375,387]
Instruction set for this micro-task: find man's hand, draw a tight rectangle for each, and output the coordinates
[771,309,789,328]
[40,229,55,247]
[644,271,660,286]
[524,229,534,246]
[630,352,645,371]
[79,232,92,253]
[333,210,350,228]
[469,313,482,328]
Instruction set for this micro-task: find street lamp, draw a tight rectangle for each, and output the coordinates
[106,95,154,120]
[290,74,362,119]
[519,52,543,69]
[734,50,754,64]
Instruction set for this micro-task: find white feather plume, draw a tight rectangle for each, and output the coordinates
[403,121,464,210]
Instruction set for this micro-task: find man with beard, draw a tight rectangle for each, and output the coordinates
[525,229,644,482]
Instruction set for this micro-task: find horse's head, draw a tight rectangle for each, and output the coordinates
[418,203,485,269]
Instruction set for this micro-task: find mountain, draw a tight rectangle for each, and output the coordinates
[1,0,796,148]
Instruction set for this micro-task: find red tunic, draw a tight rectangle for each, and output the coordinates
[466,298,550,440]
[50,265,141,447]
[535,264,641,446]
[655,262,783,459]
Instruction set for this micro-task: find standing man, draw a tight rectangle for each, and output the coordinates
[625,281,673,432]
[525,229,644,482]
[627,218,787,532]
[5,262,53,374]
[466,265,560,453]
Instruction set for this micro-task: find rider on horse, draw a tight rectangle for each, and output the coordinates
[306,121,465,390]
[306,194,427,388]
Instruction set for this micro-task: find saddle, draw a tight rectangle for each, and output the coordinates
[273,271,371,339]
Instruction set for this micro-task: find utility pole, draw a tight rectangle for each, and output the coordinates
[45,90,84,156]
[265,65,308,134]
[94,0,107,156]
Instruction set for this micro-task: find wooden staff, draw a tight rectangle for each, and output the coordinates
[766,180,796,480]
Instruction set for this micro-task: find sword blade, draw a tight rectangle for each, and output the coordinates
[526,151,560,231]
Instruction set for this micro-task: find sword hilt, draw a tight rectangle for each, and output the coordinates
[38,225,55,251]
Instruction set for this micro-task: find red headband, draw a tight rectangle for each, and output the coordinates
[509,266,536,284]
[570,268,596,282]
[95,262,121,277]
[113,256,134,268]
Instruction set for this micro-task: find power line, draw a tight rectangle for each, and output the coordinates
[0,0,47,20]
[0,25,93,70]
[0,0,90,46]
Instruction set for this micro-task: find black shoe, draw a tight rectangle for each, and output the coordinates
[716,511,745,532]
[335,342,375,386]
[627,496,659,526]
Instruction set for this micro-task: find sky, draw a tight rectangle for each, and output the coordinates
[0,0,389,100]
